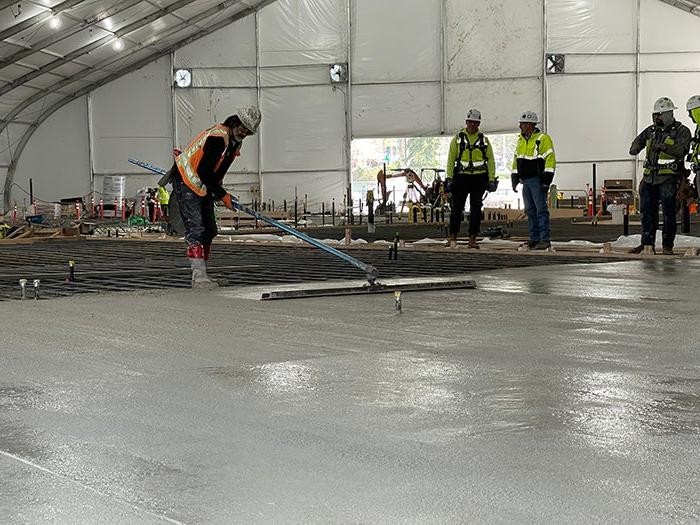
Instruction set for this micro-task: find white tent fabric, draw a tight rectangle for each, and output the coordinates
[4,0,700,210]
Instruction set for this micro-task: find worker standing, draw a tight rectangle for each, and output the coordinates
[629,97,690,255]
[162,106,261,288]
[687,95,700,197]
[511,111,557,250]
[157,184,170,218]
[445,109,497,249]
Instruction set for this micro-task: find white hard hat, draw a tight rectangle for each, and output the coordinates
[237,106,262,134]
[653,97,677,113]
[465,108,481,122]
[686,95,700,112]
[519,111,539,124]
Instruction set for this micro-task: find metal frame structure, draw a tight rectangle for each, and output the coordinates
[3,0,700,211]
[1,0,279,210]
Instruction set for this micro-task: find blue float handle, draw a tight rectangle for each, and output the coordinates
[127,158,378,284]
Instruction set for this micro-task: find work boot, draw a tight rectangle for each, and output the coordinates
[468,235,479,249]
[628,244,654,254]
[662,246,674,255]
[445,234,457,248]
[526,240,538,250]
[534,240,551,250]
[190,257,219,290]
[202,244,228,285]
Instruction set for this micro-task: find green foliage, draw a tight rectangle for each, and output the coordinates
[400,137,444,169]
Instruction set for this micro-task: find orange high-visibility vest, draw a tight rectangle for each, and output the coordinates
[176,124,235,196]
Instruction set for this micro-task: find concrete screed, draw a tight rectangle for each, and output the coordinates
[1,259,699,524]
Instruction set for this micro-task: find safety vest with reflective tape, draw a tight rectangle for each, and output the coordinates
[176,124,233,196]
[643,123,683,176]
[511,131,556,177]
[447,129,495,180]
[690,108,700,169]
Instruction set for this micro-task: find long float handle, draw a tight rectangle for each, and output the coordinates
[128,158,378,284]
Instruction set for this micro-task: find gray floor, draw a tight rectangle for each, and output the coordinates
[1,259,699,524]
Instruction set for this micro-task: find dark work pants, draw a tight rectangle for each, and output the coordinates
[171,168,217,246]
[640,179,677,248]
[449,174,488,236]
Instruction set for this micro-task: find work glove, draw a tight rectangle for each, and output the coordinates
[444,179,453,194]
[487,179,499,193]
[221,193,236,210]
[540,172,554,194]
[511,174,519,192]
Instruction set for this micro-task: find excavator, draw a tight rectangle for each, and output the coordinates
[376,168,432,214]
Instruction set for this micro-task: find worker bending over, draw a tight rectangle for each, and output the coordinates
[164,106,261,288]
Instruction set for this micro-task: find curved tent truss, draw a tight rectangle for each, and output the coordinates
[0,0,277,209]
[2,0,700,211]
[660,0,700,15]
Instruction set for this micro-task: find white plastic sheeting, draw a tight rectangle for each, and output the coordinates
[7,0,700,209]
[641,0,700,52]
[547,74,637,161]
[0,123,30,168]
[258,0,347,66]
[175,14,256,68]
[262,86,346,172]
[353,83,442,138]
[90,57,173,176]
[547,0,637,53]
[12,98,90,204]
[446,79,542,133]
[447,0,543,80]
[353,0,440,83]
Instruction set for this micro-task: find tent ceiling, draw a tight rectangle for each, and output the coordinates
[660,0,700,14]
[0,0,275,130]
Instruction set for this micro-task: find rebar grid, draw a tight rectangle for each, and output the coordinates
[0,240,624,301]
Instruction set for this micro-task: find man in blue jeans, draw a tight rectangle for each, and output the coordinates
[510,111,557,250]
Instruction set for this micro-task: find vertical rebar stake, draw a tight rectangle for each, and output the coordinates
[394,291,402,312]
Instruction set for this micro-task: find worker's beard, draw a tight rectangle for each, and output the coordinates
[232,126,247,142]
[655,111,674,128]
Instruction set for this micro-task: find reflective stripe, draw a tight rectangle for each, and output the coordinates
[176,125,230,196]
[461,160,487,167]
[656,158,675,165]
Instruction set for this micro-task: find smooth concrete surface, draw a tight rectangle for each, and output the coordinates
[1,259,699,524]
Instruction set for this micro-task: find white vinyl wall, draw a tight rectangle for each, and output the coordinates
[5,0,700,209]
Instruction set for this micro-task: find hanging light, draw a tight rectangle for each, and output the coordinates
[112,38,124,51]
[48,15,60,29]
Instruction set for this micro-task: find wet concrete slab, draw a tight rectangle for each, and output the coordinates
[1,259,699,523]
